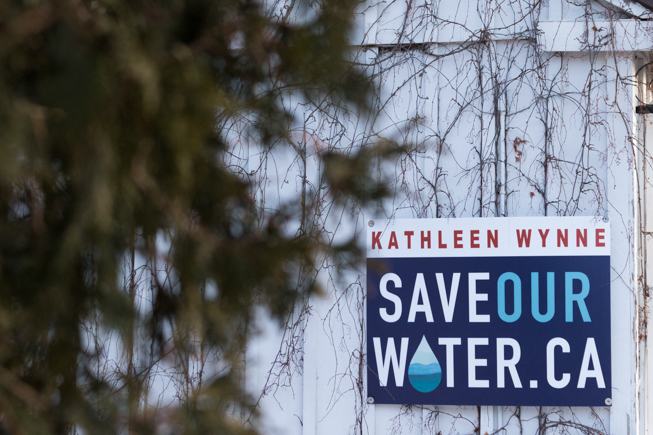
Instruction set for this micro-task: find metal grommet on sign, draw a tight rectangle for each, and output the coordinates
[603,216,609,223]
[367,397,374,404]
[605,398,612,406]
[368,220,375,227]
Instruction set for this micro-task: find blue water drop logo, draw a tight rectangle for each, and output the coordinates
[408,336,442,393]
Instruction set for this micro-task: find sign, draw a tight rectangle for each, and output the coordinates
[366,217,611,406]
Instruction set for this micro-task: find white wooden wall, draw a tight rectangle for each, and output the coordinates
[242,1,653,434]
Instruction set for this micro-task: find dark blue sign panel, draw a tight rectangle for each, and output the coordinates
[366,218,611,406]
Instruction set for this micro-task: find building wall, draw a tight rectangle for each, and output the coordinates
[242,1,653,433]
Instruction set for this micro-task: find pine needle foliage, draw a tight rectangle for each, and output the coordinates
[0,1,384,433]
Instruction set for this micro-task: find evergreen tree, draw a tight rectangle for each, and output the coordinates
[0,1,386,433]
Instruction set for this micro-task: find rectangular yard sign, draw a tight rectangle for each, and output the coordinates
[366,217,611,406]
